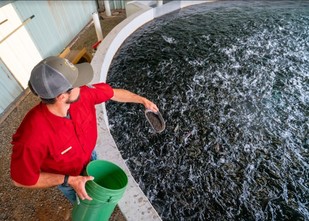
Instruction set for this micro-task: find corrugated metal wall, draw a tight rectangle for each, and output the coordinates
[97,0,125,11]
[0,58,23,114]
[109,0,126,10]
[0,0,126,117]
[0,2,42,116]
[12,1,97,57]
[0,1,98,116]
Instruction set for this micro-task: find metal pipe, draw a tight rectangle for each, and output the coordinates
[92,12,103,41]
[104,0,112,17]
[0,15,35,44]
[157,0,163,7]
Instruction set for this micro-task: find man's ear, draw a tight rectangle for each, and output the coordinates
[56,93,67,102]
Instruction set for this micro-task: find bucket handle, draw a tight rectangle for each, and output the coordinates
[105,196,120,204]
[107,196,112,202]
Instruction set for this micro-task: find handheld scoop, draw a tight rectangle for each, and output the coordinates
[145,109,166,133]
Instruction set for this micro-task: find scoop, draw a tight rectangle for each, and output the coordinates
[145,109,166,133]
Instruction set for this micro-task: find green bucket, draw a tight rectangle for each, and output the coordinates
[72,160,128,221]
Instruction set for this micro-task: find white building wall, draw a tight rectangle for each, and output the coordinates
[0,3,42,89]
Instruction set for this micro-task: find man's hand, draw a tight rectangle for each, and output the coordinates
[12,172,94,201]
[142,98,159,112]
[68,175,94,201]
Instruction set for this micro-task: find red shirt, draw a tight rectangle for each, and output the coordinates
[10,83,114,185]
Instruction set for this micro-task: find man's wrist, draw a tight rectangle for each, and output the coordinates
[62,175,70,187]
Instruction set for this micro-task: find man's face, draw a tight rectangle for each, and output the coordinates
[65,87,80,104]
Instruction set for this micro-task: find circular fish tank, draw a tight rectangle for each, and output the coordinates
[106,1,309,220]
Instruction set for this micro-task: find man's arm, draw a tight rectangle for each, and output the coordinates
[12,172,94,201]
[111,89,159,112]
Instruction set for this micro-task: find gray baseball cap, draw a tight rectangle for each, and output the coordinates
[29,56,94,99]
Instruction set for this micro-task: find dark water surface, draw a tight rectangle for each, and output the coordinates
[106,1,309,220]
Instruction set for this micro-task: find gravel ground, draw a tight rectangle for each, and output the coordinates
[0,10,127,221]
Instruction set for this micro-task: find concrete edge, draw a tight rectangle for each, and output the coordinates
[90,1,214,221]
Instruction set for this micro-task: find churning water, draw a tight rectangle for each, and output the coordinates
[106,1,309,220]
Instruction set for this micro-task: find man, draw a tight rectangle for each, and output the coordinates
[10,56,158,204]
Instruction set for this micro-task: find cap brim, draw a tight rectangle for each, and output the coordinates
[73,63,94,87]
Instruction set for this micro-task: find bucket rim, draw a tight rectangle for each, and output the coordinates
[85,160,128,191]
